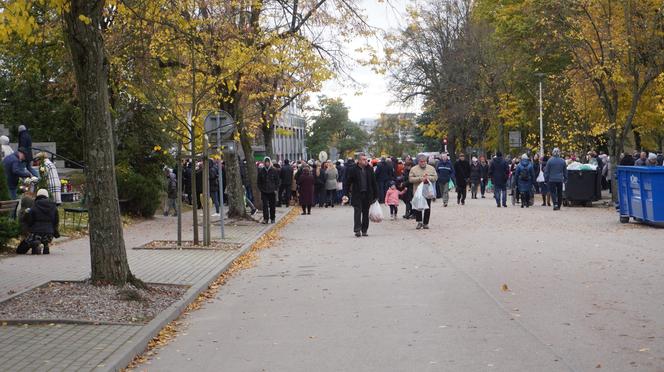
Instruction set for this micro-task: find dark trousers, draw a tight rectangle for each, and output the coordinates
[279,184,291,206]
[353,194,370,233]
[457,185,467,203]
[520,192,531,207]
[326,189,336,205]
[262,192,276,221]
[301,205,311,214]
[549,182,563,208]
[389,205,398,215]
[480,180,487,196]
[415,199,432,224]
[494,185,507,206]
[377,181,388,203]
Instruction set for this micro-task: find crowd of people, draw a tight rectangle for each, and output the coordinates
[238,147,663,237]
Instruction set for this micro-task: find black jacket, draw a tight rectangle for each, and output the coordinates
[280,164,293,186]
[209,163,219,192]
[26,196,59,235]
[257,166,280,194]
[343,164,378,207]
[489,156,510,187]
[454,160,471,187]
[18,130,33,162]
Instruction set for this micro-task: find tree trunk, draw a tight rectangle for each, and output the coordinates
[240,123,262,211]
[224,148,246,219]
[64,1,138,286]
[633,128,642,152]
[262,124,275,159]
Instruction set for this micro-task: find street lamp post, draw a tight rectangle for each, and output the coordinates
[535,73,546,157]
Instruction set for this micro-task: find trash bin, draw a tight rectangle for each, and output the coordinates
[564,169,601,206]
[616,166,664,224]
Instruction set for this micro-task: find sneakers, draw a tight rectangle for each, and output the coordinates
[362,232,368,237]
[250,209,257,216]
[355,231,362,237]
[212,213,220,217]
[416,223,423,230]
[423,225,429,230]
[270,219,275,224]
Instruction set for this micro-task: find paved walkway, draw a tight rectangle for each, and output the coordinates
[140,195,664,372]
[0,207,290,372]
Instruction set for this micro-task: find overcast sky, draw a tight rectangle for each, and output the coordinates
[315,0,421,122]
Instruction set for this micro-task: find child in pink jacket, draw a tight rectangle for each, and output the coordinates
[385,181,405,220]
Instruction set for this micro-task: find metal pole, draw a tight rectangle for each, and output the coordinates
[203,136,210,246]
[216,114,225,239]
[539,79,544,156]
[177,141,182,248]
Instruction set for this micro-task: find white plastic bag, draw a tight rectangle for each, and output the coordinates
[421,181,436,199]
[536,170,545,183]
[412,184,430,211]
[369,201,384,223]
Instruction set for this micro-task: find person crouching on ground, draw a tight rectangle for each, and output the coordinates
[18,189,59,255]
[385,181,405,220]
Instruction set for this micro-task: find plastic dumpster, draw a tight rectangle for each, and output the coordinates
[616,166,664,224]
[564,169,602,206]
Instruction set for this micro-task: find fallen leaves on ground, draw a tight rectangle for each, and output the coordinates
[501,284,510,292]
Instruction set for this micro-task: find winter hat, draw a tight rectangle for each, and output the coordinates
[37,189,49,198]
[0,135,9,145]
[472,157,478,162]
[390,180,396,186]
[264,157,271,163]
[18,125,26,132]
[17,147,29,154]
[521,154,529,160]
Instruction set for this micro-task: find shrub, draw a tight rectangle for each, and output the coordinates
[0,216,19,251]
[116,165,162,217]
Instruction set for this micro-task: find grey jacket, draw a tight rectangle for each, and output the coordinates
[544,156,568,183]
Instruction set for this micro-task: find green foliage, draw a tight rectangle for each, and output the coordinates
[370,113,420,157]
[306,97,368,158]
[0,162,9,200]
[0,216,20,251]
[116,165,162,217]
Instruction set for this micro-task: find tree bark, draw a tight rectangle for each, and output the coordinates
[64,0,138,286]
[262,122,275,159]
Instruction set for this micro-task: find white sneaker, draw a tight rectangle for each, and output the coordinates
[212,213,220,217]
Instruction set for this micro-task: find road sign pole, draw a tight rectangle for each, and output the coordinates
[216,114,225,240]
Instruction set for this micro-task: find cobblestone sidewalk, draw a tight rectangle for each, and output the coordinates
[0,207,291,372]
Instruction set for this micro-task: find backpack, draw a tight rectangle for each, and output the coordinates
[519,166,530,182]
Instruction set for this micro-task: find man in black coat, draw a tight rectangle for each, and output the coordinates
[343,153,379,238]
[257,157,280,224]
[489,151,510,207]
[279,159,294,207]
[453,153,471,205]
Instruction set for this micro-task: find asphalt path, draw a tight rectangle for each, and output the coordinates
[140,195,664,372]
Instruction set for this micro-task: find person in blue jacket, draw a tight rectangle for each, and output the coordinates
[514,154,536,208]
[489,151,510,208]
[435,153,455,207]
[544,147,568,211]
[3,148,36,200]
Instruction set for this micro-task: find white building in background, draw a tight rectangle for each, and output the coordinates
[359,118,378,135]
[271,101,307,162]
